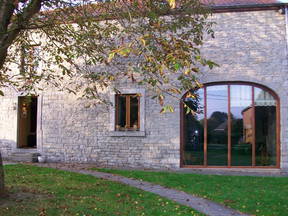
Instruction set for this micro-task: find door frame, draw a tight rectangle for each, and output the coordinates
[14,95,43,152]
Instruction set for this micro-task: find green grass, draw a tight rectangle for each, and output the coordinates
[0,164,203,216]
[92,168,288,216]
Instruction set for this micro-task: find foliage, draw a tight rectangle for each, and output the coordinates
[0,0,217,197]
[93,168,288,216]
[0,0,216,107]
[0,164,203,216]
[0,152,4,197]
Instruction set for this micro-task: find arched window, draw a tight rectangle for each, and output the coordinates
[181,82,280,168]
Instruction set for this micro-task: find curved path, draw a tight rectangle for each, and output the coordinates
[32,163,249,216]
[78,169,248,216]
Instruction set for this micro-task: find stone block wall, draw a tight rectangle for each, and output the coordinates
[37,90,180,168]
[0,91,18,158]
[0,9,287,169]
[200,10,288,169]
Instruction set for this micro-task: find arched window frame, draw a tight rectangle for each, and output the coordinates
[180,81,281,168]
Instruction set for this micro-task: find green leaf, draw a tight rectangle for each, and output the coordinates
[108,52,115,63]
[186,106,191,115]
[118,48,131,57]
[174,63,181,71]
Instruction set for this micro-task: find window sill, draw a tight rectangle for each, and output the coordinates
[109,131,146,137]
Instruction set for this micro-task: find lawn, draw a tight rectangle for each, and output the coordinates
[0,164,203,216]
[93,168,288,216]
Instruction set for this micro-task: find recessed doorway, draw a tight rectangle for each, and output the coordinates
[17,96,38,148]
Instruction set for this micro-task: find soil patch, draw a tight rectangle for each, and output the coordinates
[0,191,51,207]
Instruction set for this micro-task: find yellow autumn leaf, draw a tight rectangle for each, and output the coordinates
[184,68,191,75]
[195,80,203,88]
[140,38,146,46]
[167,0,176,9]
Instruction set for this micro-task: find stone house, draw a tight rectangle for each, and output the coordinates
[1,0,288,170]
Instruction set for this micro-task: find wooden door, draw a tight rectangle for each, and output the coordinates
[17,96,37,148]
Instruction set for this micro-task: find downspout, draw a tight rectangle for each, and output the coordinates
[285,6,288,57]
[283,5,288,171]
[282,5,288,171]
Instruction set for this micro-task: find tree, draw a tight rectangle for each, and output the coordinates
[0,0,216,196]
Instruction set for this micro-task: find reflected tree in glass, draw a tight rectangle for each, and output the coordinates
[207,85,228,166]
[182,83,278,167]
[183,89,204,165]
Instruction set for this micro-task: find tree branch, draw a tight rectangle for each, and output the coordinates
[0,0,42,70]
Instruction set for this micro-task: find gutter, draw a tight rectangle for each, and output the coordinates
[210,3,287,13]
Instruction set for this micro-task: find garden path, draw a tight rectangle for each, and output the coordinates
[33,163,249,216]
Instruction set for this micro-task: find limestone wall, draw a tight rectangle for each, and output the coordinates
[200,10,288,169]
[0,10,287,169]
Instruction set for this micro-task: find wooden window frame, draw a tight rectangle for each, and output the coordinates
[115,94,140,131]
[180,81,281,169]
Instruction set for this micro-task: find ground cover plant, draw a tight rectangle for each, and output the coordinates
[93,168,288,216]
[0,164,203,216]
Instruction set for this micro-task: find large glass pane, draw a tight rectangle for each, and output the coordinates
[183,89,204,165]
[116,95,126,130]
[207,85,228,166]
[254,87,277,166]
[130,95,139,130]
[230,85,252,166]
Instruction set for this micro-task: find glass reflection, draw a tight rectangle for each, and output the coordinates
[254,87,277,166]
[231,85,252,166]
[207,85,228,166]
[182,83,278,167]
[130,96,139,129]
[116,95,126,128]
[183,89,204,165]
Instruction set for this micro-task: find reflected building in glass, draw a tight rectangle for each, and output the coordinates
[182,83,278,167]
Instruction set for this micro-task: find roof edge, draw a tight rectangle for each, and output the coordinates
[209,3,287,12]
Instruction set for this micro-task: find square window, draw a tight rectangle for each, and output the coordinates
[115,94,140,131]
